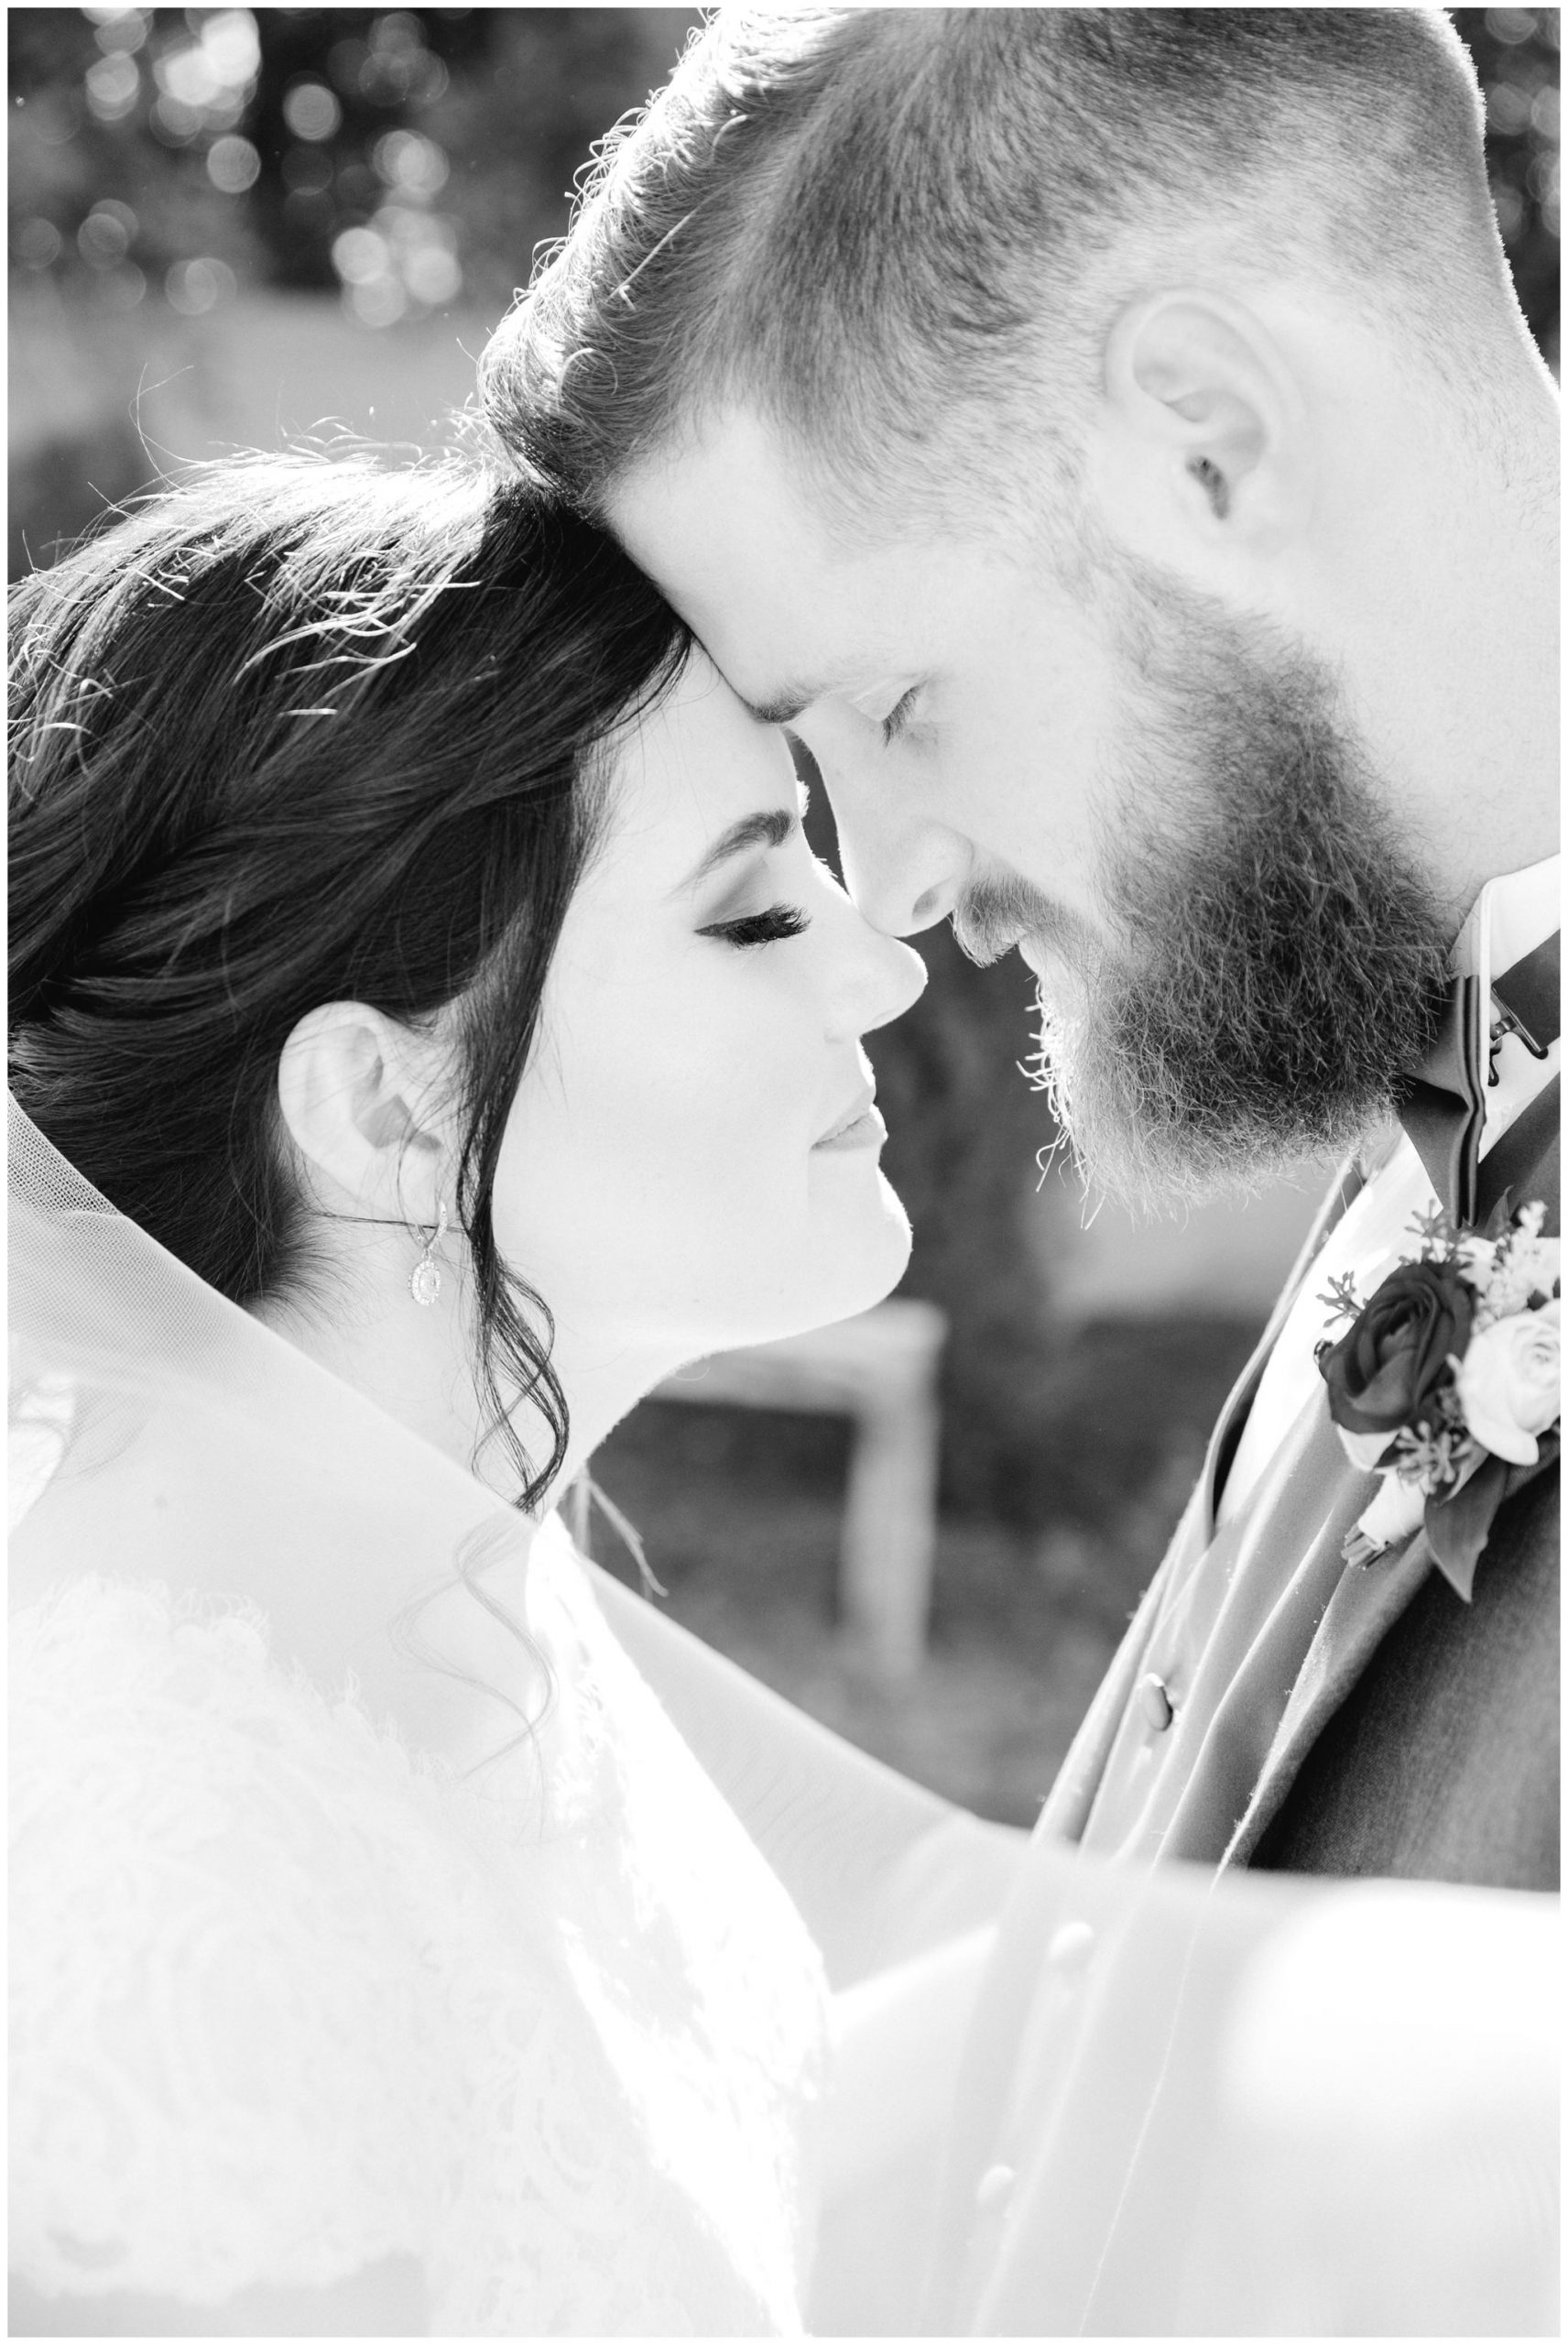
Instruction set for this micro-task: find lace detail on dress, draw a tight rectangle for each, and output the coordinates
[10,1523,826,2334]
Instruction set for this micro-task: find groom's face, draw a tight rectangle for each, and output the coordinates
[611,412,1118,951]
[609,410,1449,1205]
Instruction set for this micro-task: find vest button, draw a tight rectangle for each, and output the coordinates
[1046,1920,1095,1974]
[1138,1671,1174,1731]
[975,2162,1016,2210]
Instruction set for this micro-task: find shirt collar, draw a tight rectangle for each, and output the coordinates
[1450,854,1561,1151]
[1451,852,1560,994]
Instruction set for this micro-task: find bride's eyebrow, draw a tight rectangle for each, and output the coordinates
[742,687,816,726]
[681,807,797,890]
[739,662,861,727]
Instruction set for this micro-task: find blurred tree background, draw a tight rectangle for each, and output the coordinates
[10,8,1558,546]
[9,8,1559,1819]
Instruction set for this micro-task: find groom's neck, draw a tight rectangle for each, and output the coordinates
[1355,367,1559,934]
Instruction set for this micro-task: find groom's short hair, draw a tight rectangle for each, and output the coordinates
[483,7,1509,535]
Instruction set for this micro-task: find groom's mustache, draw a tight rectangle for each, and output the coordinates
[951,873,1062,967]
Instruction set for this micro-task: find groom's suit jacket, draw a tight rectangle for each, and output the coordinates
[1030,1120,1558,1887]
[930,865,1560,2331]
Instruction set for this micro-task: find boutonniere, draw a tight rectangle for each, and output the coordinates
[1316,1199,1561,1600]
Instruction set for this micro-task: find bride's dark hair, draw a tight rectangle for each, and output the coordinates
[8,453,690,1510]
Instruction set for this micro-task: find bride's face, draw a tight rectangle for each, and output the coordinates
[488,652,927,1376]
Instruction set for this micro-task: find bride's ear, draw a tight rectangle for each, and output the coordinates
[1083,288,1314,580]
[276,1003,450,1224]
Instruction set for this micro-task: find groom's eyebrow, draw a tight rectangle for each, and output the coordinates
[683,807,797,888]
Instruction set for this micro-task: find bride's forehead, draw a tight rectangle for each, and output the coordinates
[624,653,789,793]
[593,657,796,861]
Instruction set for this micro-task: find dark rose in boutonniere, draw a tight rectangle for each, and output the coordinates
[1318,1258,1473,1445]
[1316,1201,1561,1600]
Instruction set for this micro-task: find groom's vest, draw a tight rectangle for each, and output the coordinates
[1039,1110,1561,1887]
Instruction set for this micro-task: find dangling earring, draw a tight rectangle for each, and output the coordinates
[409,1199,449,1307]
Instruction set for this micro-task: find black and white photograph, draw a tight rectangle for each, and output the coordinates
[8,6,1561,2335]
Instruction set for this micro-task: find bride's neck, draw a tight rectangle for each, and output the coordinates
[256,1238,665,1515]
[256,1267,485,1469]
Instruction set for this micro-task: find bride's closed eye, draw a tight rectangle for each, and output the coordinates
[699,903,811,950]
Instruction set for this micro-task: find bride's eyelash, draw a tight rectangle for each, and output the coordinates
[699,904,811,950]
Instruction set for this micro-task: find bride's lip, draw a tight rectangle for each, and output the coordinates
[812,1089,886,1151]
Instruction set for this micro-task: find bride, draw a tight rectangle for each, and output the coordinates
[9,451,1010,2339]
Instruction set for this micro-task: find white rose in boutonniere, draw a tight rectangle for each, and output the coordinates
[1455,1299,1561,1467]
[1464,1203,1560,1328]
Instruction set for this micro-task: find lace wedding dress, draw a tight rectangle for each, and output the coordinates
[11,1531,831,2335]
[8,1105,830,2335]
[8,1538,829,2326]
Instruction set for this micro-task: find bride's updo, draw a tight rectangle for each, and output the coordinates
[8,453,690,1505]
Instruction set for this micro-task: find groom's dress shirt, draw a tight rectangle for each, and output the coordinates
[1033,852,1560,1882]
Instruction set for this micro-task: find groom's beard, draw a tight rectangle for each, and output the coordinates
[961,573,1453,1211]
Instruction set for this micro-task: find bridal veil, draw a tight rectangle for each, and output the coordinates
[9,1098,1558,2335]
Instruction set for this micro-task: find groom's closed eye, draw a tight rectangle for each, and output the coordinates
[878,686,921,747]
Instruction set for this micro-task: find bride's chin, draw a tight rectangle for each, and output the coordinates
[808,1183,913,1319]
[736,1186,913,1352]
[638,1181,916,1368]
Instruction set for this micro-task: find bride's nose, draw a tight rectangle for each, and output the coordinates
[826,901,928,1040]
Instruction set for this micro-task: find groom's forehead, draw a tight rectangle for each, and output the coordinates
[621,464,880,720]
[611,412,991,650]
[612,410,820,564]
[610,422,883,668]
[608,408,1061,723]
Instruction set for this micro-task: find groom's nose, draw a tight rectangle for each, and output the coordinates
[826,772,971,938]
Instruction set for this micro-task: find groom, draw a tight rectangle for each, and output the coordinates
[484,0,1559,2318]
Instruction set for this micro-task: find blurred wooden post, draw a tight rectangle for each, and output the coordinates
[651,1299,950,1681]
[835,1342,945,1678]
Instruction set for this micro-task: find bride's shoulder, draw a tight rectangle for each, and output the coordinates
[9,1572,489,1965]
[10,1575,474,2308]
[13,1570,425,1835]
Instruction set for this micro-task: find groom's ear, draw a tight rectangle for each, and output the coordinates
[1083,289,1313,579]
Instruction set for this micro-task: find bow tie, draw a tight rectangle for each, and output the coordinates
[1397,929,1560,1227]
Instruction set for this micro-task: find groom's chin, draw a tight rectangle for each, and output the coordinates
[1034,1010,1334,1217]
[1058,1106,1284,1218]
[1062,1066,1380,1217]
